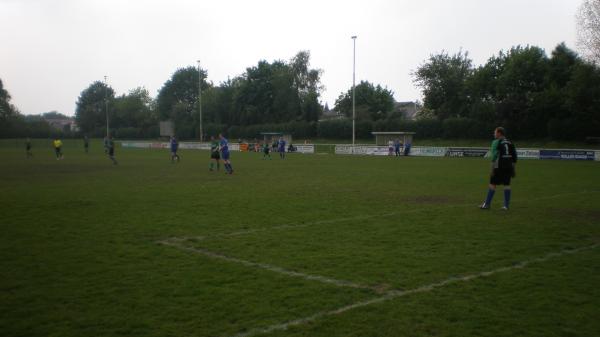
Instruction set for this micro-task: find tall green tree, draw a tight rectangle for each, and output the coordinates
[211,78,239,125]
[290,51,324,121]
[0,78,23,137]
[113,87,157,131]
[234,60,281,125]
[562,60,600,138]
[493,46,549,137]
[532,44,580,136]
[413,50,473,119]
[0,78,19,120]
[415,43,600,140]
[156,66,209,138]
[334,81,395,120]
[220,51,323,126]
[75,81,115,134]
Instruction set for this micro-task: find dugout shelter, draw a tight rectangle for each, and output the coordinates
[372,132,415,146]
[260,132,292,145]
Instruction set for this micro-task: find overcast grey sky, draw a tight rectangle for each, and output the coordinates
[0,0,581,116]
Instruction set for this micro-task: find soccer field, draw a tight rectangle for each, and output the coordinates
[1,140,599,337]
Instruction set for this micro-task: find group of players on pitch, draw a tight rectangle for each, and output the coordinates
[169,133,236,174]
[169,134,286,174]
[26,135,117,164]
[170,134,288,175]
[29,126,517,210]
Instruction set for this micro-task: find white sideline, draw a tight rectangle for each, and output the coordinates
[158,239,375,291]
[230,243,599,337]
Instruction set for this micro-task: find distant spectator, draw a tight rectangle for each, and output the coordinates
[404,140,411,156]
[254,138,260,152]
[394,138,402,157]
[278,137,286,159]
[388,140,394,156]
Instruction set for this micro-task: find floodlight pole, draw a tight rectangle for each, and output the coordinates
[351,36,357,147]
[104,75,109,138]
[197,60,203,142]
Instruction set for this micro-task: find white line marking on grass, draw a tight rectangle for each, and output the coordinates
[158,239,376,291]
[219,212,398,238]
[198,190,599,241]
[230,243,599,337]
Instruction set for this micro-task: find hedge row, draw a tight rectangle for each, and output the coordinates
[5,117,571,141]
[212,118,498,141]
[0,118,78,139]
[87,118,600,141]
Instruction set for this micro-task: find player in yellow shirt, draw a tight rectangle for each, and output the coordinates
[53,138,63,160]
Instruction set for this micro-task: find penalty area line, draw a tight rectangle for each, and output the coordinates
[158,239,376,291]
[230,243,599,337]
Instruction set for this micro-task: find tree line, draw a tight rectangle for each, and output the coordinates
[2,44,599,141]
[413,43,600,140]
[1,79,73,138]
[74,51,324,139]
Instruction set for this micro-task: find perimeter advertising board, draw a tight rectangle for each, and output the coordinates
[539,150,595,160]
[445,148,489,157]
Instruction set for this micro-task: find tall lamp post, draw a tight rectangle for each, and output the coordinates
[351,36,357,147]
[197,60,203,142]
[104,75,109,138]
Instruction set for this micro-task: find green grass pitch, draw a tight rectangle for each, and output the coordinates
[1,139,599,337]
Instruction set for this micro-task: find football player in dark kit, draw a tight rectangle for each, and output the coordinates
[25,138,33,158]
[170,136,180,163]
[480,127,517,210]
[84,135,89,154]
[106,136,118,165]
[209,135,221,171]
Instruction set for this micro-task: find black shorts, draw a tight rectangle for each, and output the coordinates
[109,148,114,156]
[211,151,220,160]
[490,168,512,186]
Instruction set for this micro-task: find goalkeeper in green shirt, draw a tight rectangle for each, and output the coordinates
[262,141,271,160]
[480,127,517,210]
[209,136,221,171]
